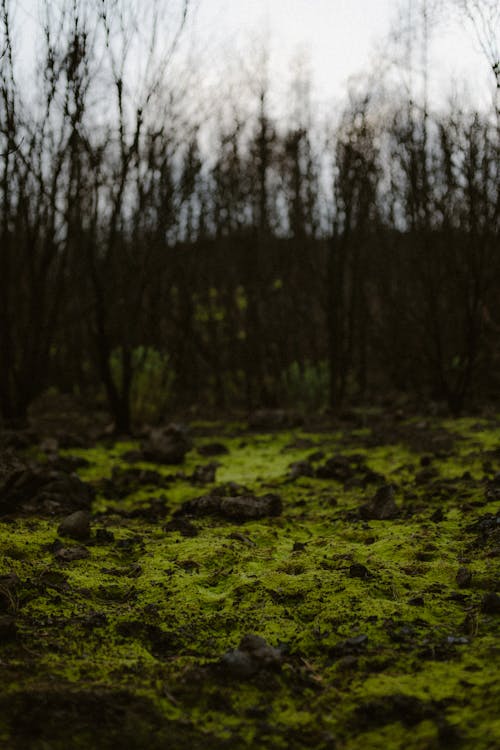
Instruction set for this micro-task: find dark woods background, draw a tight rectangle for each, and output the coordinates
[1,0,499,432]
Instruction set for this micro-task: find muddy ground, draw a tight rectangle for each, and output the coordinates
[0,409,499,749]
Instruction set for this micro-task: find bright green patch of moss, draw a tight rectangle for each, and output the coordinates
[1,416,499,748]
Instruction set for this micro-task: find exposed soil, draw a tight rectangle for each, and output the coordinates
[0,411,499,749]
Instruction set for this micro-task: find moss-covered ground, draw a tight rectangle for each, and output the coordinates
[1,413,499,749]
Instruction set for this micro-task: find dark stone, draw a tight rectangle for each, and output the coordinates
[466,512,500,551]
[212,481,249,497]
[98,466,169,500]
[38,569,69,591]
[197,442,229,457]
[289,460,314,479]
[191,462,218,484]
[408,596,425,606]
[54,545,90,562]
[177,493,282,521]
[57,510,91,540]
[308,450,325,463]
[316,455,353,481]
[0,454,94,516]
[140,424,192,465]
[163,519,199,537]
[431,508,444,522]
[219,649,257,678]
[344,634,368,647]
[228,532,255,546]
[481,592,500,614]
[283,438,315,451]
[122,497,169,521]
[359,484,399,521]
[349,563,369,579]
[218,634,282,679]
[329,634,369,658]
[336,655,358,671]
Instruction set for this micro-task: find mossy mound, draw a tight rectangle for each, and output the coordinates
[1,414,499,749]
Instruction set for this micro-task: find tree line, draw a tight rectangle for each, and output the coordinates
[1,0,499,431]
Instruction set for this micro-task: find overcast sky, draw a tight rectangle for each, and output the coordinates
[13,0,497,111]
[191,0,495,109]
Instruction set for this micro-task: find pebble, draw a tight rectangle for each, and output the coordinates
[55,545,90,562]
[481,592,500,614]
[349,563,369,579]
[57,510,90,540]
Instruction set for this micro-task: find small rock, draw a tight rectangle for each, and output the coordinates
[455,567,472,588]
[219,649,257,678]
[408,596,424,606]
[359,484,399,521]
[55,545,90,562]
[481,592,500,614]
[240,634,282,665]
[57,510,90,540]
[289,460,314,480]
[197,442,229,457]
[431,508,444,523]
[140,424,192,465]
[163,519,199,537]
[191,462,218,484]
[308,450,325,463]
[178,493,282,521]
[446,636,469,645]
[0,459,94,515]
[212,481,248,497]
[228,532,255,546]
[40,437,59,456]
[336,655,358,671]
[345,634,368,647]
[316,455,353,481]
[349,563,370,579]
[218,634,282,679]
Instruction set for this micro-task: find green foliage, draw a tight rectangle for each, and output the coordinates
[110,347,174,424]
[281,360,329,410]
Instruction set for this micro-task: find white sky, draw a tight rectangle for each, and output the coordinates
[12,0,498,112]
[191,0,496,110]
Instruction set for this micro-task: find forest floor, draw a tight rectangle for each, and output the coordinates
[0,407,499,749]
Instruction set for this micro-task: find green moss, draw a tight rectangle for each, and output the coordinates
[1,416,499,748]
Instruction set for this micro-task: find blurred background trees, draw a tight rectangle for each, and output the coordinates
[0,0,499,429]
